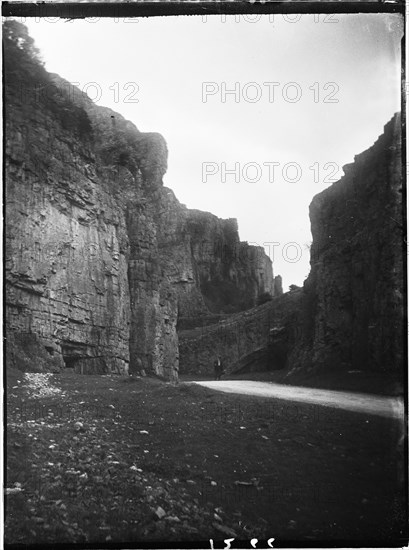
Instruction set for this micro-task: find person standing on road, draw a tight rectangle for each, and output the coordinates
[214,356,223,381]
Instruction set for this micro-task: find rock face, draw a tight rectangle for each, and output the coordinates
[5,23,278,379]
[9,25,399,382]
[5,69,131,375]
[178,210,279,315]
[179,290,302,376]
[180,114,404,380]
[289,113,403,375]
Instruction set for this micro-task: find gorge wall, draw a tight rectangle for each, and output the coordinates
[6,24,402,382]
[179,114,404,380]
[179,290,301,376]
[289,113,404,375]
[5,22,278,380]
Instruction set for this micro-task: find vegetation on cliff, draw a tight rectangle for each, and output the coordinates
[4,20,92,140]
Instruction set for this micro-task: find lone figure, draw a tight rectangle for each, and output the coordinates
[214,356,223,381]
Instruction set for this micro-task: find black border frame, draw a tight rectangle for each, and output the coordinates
[2,2,407,549]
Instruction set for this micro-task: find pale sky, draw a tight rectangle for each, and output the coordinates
[23,13,401,289]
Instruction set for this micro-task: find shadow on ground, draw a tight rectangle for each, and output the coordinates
[5,368,407,545]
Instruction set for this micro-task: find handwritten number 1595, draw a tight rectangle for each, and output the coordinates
[209,538,275,549]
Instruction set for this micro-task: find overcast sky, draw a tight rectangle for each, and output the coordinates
[24,13,401,289]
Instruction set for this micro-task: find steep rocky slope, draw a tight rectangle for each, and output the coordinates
[6,24,401,383]
[179,290,302,376]
[289,113,404,376]
[5,22,278,379]
[181,114,404,381]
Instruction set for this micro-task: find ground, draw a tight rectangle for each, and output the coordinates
[5,368,407,546]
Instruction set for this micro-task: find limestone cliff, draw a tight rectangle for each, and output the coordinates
[289,113,404,375]
[180,114,404,380]
[5,22,277,379]
[179,290,301,376]
[5,44,131,375]
[181,210,277,314]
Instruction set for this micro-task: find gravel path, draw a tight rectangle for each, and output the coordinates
[190,380,404,419]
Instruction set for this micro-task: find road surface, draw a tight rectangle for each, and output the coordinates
[189,380,404,419]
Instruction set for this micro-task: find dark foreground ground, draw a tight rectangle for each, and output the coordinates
[5,368,407,547]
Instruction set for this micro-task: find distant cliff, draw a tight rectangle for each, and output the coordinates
[4,22,278,379]
[289,113,404,375]
[179,114,404,381]
[179,289,301,376]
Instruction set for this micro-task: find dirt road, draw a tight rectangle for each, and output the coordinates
[190,380,404,419]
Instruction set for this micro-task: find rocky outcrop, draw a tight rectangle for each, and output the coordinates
[179,210,278,314]
[289,113,403,375]
[5,22,278,379]
[180,114,404,380]
[5,63,131,375]
[179,290,302,376]
[6,24,400,383]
